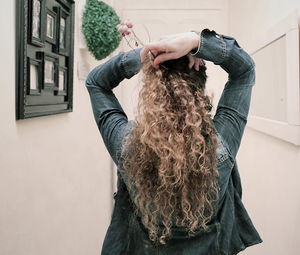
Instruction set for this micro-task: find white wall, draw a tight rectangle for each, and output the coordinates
[0,1,114,254]
[228,1,300,254]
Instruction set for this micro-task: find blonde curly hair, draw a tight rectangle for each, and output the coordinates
[120,55,220,245]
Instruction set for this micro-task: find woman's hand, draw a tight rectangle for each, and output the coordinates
[117,20,205,70]
[140,32,205,70]
[117,19,133,36]
[148,33,205,70]
[187,55,205,71]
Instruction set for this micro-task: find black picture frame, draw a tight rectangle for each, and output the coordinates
[45,8,57,44]
[28,0,46,47]
[54,6,70,56]
[27,57,42,95]
[55,66,68,96]
[37,51,59,91]
[16,0,75,119]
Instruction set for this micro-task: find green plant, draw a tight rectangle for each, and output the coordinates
[81,0,121,60]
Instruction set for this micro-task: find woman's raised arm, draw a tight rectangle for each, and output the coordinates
[140,28,256,159]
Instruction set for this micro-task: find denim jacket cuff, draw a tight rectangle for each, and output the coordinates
[193,28,226,65]
[85,48,143,92]
[194,28,255,79]
[121,48,143,79]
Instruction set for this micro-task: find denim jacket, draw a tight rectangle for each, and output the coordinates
[85,28,263,255]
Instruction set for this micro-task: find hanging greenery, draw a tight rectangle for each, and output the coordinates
[81,0,121,60]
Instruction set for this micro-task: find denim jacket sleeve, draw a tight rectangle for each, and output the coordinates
[192,29,256,159]
[85,48,143,168]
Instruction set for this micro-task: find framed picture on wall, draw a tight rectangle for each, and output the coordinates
[46,9,57,44]
[54,6,70,56]
[37,52,59,90]
[45,55,58,89]
[16,0,75,119]
[55,66,67,96]
[27,57,42,95]
[29,0,46,47]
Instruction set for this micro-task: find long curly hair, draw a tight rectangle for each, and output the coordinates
[120,54,220,245]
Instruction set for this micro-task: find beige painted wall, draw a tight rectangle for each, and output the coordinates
[0,1,114,254]
[228,1,300,254]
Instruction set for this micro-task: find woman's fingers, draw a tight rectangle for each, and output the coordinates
[117,25,125,35]
[140,43,163,62]
[140,47,148,62]
[188,55,205,71]
[188,55,195,69]
[188,55,201,71]
[117,20,134,36]
[149,50,158,60]
[140,32,203,66]
[124,19,133,28]
[141,43,175,65]
[194,58,201,71]
[153,52,178,65]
